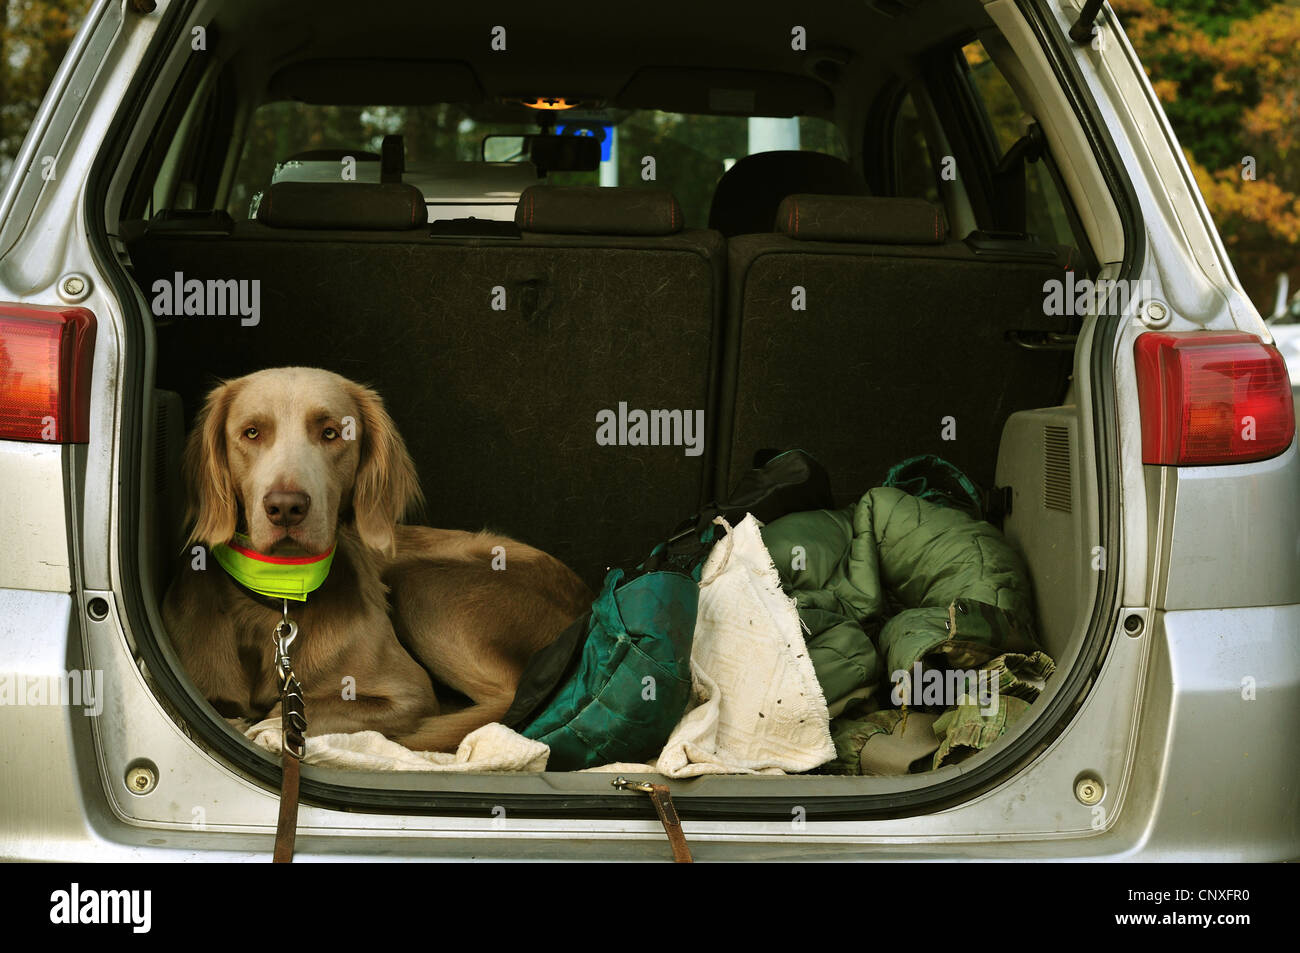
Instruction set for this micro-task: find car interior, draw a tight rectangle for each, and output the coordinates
[108,0,1107,788]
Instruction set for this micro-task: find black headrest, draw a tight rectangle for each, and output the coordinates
[516,186,683,236]
[256,181,427,230]
[707,151,868,237]
[775,194,948,244]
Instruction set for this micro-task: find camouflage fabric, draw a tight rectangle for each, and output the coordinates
[908,597,1042,672]
[825,702,890,775]
[821,650,1055,775]
[980,649,1056,701]
[761,484,1052,775]
[932,694,1034,768]
[826,707,942,776]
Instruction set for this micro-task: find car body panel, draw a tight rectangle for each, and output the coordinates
[0,443,72,591]
[4,582,1295,858]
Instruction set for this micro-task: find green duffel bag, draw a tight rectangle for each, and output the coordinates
[503,449,835,770]
[504,565,699,770]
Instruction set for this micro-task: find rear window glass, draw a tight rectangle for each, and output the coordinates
[228,103,848,228]
[892,93,940,203]
[961,40,1073,245]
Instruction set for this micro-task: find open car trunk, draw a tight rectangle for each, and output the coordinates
[124,215,1098,796]
[97,0,1126,825]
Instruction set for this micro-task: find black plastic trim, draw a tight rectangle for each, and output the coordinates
[990,0,1140,757]
[864,79,908,196]
[1069,0,1106,45]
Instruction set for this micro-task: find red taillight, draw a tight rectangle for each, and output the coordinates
[1135,330,1295,465]
[0,304,96,443]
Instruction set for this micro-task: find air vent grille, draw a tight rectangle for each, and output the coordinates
[1043,425,1071,513]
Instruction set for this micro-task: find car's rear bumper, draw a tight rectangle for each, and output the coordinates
[1,590,1295,861]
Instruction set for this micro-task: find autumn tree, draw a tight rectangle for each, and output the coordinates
[1112,0,1300,314]
[0,0,91,181]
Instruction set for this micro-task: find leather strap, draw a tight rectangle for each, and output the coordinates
[647,784,693,863]
[273,751,300,863]
[612,778,692,862]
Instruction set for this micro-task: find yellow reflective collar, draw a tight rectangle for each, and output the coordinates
[212,534,335,602]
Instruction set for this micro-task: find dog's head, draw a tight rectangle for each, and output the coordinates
[182,367,422,556]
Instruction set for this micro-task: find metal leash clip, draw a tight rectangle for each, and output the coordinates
[275,600,307,761]
[611,777,657,794]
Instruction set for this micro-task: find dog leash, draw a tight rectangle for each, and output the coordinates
[611,777,694,863]
[264,597,689,863]
[273,599,307,863]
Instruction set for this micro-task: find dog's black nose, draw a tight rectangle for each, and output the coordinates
[264,490,311,527]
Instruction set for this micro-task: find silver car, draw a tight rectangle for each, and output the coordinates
[0,0,1296,862]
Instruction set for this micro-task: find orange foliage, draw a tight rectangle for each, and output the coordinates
[1113,1,1300,309]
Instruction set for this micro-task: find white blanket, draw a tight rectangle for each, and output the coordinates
[588,514,835,776]
[246,719,549,773]
[246,514,834,776]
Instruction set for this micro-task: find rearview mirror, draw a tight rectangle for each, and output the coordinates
[480,134,602,174]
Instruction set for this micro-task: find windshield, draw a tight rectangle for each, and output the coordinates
[228,102,848,228]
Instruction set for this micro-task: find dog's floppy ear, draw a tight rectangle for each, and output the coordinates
[349,382,423,554]
[183,379,240,550]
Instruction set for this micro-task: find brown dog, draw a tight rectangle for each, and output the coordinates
[162,366,592,752]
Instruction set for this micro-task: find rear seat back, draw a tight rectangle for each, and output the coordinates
[719,193,1080,503]
[257,180,426,229]
[128,185,723,585]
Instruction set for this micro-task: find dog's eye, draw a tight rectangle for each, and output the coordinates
[322,427,339,441]
[243,427,259,440]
